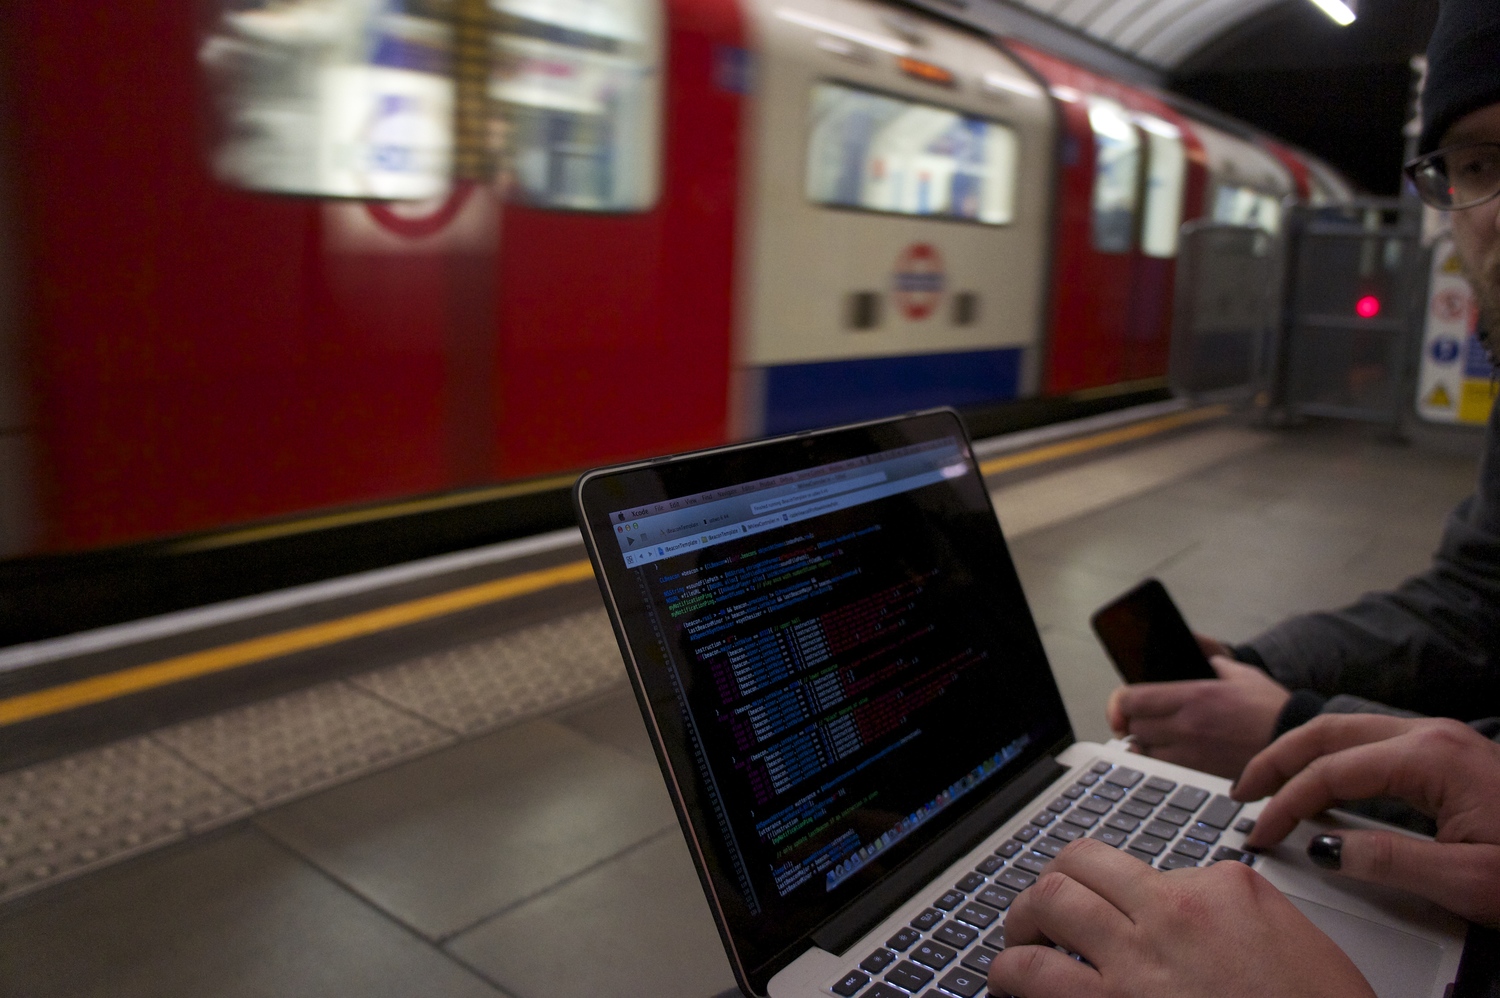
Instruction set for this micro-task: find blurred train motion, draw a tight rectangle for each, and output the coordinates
[0,0,1354,558]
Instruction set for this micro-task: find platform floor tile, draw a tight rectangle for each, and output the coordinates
[0,827,505,998]
[449,830,736,998]
[152,680,456,808]
[0,735,251,905]
[256,717,677,941]
[351,607,626,734]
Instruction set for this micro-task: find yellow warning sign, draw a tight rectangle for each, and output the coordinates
[1443,253,1465,275]
[1459,381,1497,424]
[1426,384,1454,408]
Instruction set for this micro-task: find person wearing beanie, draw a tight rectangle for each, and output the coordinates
[979,3,1500,996]
[1105,0,1500,784]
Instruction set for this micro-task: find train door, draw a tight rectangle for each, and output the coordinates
[1121,112,1188,381]
[735,0,1056,435]
[488,0,744,478]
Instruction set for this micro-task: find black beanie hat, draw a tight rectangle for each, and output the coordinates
[1420,0,1500,153]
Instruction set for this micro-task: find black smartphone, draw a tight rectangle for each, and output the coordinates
[1090,578,1217,684]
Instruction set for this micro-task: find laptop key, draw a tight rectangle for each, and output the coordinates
[1092,782,1125,802]
[954,872,987,892]
[884,960,934,992]
[1015,826,1039,842]
[1062,784,1085,800]
[996,839,1024,857]
[1105,766,1143,788]
[975,854,1005,875]
[1118,800,1153,820]
[1131,834,1167,856]
[996,869,1035,892]
[1104,813,1140,833]
[911,907,944,931]
[1076,771,1099,786]
[938,967,988,998]
[1212,846,1254,865]
[1143,776,1177,793]
[1048,822,1085,842]
[1166,786,1210,812]
[1130,787,1166,806]
[1184,823,1220,845]
[1033,837,1065,858]
[1047,796,1072,813]
[887,927,922,951]
[1171,837,1209,860]
[1234,817,1257,835]
[1092,826,1129,847]
[1062,810,1099,830]
[1158,852,1199,871]
[1030,811,1055,828]
[1199,796,1243,830]
[1013,853,1049,876]
[831,970,869,996]
[860,948,897,973]
[859,984,907,998]
[910,940,957,971]
[1125,847,1157,864]
[1091,761,1113,774]
[1077,795,1113,815]
[1155,806,1193,827]
[977,885,1016,910]
[956,901,1001,929]
[934,889,966,911]
[934,921,978,949]
[1143,819,1179,840]
[961,945,999,974]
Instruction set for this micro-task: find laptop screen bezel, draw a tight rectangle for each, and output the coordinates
[574,409,1075,994]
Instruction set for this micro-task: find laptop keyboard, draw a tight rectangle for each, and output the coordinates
[828,761,1253,998]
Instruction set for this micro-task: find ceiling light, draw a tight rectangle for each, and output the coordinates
[1307,0,1355,26]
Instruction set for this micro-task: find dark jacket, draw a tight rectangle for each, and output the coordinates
[1239,400,1500,739]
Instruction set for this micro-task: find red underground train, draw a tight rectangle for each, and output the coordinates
[0,0,1351,560]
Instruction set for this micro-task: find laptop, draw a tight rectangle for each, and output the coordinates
[572,409,1467,998]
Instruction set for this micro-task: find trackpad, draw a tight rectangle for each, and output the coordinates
[1288,896,1442,998]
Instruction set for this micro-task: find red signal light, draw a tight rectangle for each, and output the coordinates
[1355,295,1381,318]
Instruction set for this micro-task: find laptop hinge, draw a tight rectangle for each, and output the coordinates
[809,751,1068,956]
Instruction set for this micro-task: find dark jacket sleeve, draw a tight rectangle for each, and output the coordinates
[1240,403,1500,722]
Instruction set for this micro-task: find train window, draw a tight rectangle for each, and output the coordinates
[1088,98,1140,254]
[1213,185,1282,235]
[494,0,663,210]
[202,0,457,199]
[804,83,1018,225]
[1138,116,1185,259]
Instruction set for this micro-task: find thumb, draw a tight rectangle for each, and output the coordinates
[1319,831,1500,927]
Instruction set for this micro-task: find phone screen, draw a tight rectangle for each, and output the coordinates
[1090,579,1216,684]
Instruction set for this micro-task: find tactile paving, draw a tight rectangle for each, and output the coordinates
[0,736,251,904]
[151,681,456,807]
[350,608,627,734]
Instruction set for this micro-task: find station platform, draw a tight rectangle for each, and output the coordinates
[0,402,1481,998]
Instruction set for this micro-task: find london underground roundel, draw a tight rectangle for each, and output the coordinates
[892,243,945,321]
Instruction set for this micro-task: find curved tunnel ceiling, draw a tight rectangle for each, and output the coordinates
[1001,0,1292,69]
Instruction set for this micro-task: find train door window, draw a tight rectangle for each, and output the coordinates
[493,0,663,210]
[1087,97,1140,254]
[1137,116,1185,259]
[1213,184,1282,235]
[804,82,1019,225]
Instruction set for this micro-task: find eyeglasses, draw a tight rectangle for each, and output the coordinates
[1404,142,1500,211]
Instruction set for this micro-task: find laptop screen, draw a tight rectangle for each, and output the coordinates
[576,411,1071,988]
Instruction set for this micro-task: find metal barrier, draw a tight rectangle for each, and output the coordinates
[1169,222,1283,401]
[1170,199,1429,435]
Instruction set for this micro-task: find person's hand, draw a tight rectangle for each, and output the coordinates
[1193,631,1231,660]
[1235,714,1500,927]
[1105,657,1291,779]
[987,837,1374,998]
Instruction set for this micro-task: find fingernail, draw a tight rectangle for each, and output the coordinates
[1307,834,1342,870]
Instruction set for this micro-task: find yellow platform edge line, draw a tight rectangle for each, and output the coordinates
[977,404,1229,478]
[0,559,598,727]
[3,403,1228,728]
